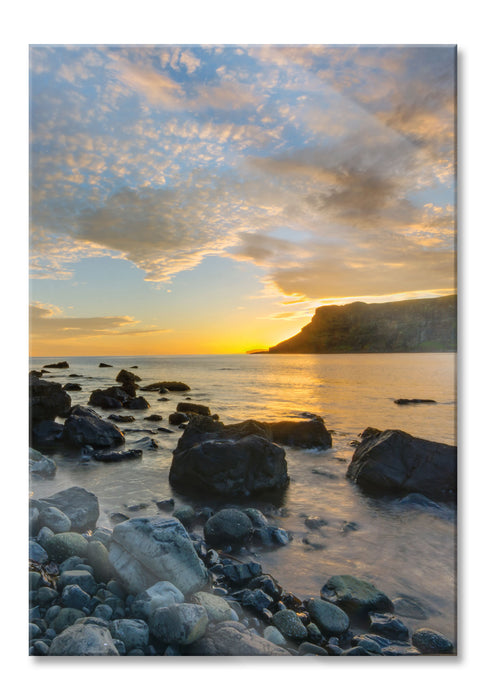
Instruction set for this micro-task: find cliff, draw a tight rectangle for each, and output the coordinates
[268,295,457,354]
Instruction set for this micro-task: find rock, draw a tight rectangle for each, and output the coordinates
[29,448,57,478]
[237,588,274,615]
[38,506,71,534]
[44,532,88,562]
[109,619,149,651]
[204,509,253,549]
[48,623,119,655]
[43,361,69,369]
[132,436,159,450]
[411,628,454,654]
[170,427,289,498]
[186,620,291,655]
[306,597,350,636]
[320,575,394,619]
[99,362,113,367]
[263,625,287,646]
[352,636,384,655]
[109,516,208,595]
[298,642,329,656]
[267,418,332,449]
[272,609,308,641]
[394,398,437,404]
[191,591,234,623]
[116,369,141,384]
[61,584,91,610]
[149,603,209,645]
[58,570,98,595]
[110,512,129,524]
[51,608,86,633]
[30,420,64,449]
[37,586,58,606]
[131,581,185,619]
[92,449,143,462]
[169,412,189,426]
[125,396,150,410]
[304,516,328,530]
[156,498,175,512]
[141,381,190,392]
[173,505,196,529]
[399,493,441,510]
[382,643,421,655]
[87,541,113,582]
[62,406,125,450]
[145,414,163,422]
[89,387,130,409]
[176,402,211,416]
[30,376,71,423]
[63,383,82,391]
[38,486,99,532]
[346,428,457,501]
[369,612,409,640]
[247,574,282,600]
[222,562,263,587]
[29,541,48,564]
[108,414,135,423]
[392,595,428,620]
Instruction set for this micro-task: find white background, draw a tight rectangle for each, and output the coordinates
[0,1,481,697]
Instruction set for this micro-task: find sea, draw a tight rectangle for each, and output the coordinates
[29,353,457,644]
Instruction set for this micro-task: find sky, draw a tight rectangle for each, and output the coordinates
[29,44,457,355]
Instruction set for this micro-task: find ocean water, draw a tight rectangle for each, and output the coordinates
[29,353,457,643]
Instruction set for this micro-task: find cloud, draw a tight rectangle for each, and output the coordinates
[29,303,171,339]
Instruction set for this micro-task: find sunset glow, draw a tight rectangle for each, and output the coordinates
[29,45,456,355]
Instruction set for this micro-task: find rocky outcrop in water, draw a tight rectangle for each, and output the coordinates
[346,428,457,501]
[269,295,456,353]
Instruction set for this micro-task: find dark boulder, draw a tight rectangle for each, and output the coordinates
[62,405,125,449]
[108,414,135,423]
[99,362,113,367]
[92,449,143,462]
[176,402,211,416]
[89,387,131,409]
[30,376,71,423]
[320,575,394,619]
[411,628,454,654]
[169,412,188,426]
[31,419,64,450]
[43,361,69,369]
[116,369,141,384]
[203,509,253,548]
[394,398,437,405]
[125,396,150,410]
[141,381,190,392]
[170,432,288,498]
[63,383,82,391]
[346,428,457,501]
[267,418,332,449]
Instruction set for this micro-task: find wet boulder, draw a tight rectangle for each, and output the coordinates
[320,575,393,619]
[116,369,141,384]
[29,448,57,478]
[62,405,125,449]
[176,402,211,416]
[43,361,69,369]
[108,516,208,595]
[89,386,131,409]
[141,381,190,392]
[186,620,290,656]
[203,509,253,549]
[37,486,100,532]
[48,622,119,655]
[30,376,71,423]
[266,418,332,449]
[170,427,288,498]
[346,428,457,501]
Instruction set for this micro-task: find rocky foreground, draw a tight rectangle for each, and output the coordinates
[29,487,454,656]
[28,365,457,656]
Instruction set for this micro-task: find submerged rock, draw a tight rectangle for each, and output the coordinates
[320,575,394,619]
[92,449,143,462]
[346,428,457,501]
[204,509,253,549]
